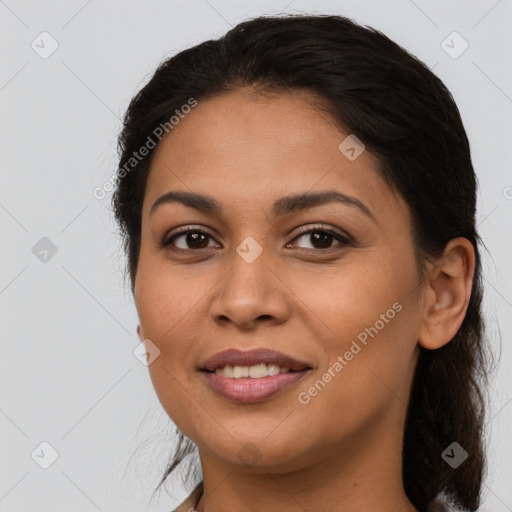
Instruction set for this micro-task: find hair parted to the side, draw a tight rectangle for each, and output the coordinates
[111,13,495,512]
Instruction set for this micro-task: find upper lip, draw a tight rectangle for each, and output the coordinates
[200,348,312,372]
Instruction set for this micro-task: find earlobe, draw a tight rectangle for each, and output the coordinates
[417,237,475,351]
[137,324,143,341]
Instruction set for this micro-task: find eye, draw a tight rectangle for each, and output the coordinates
[161,224,352,252]
[162,227,221,250]
[287,225,352,250]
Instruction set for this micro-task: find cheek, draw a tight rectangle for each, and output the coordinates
[135,275,202,434]
[291,254,420,404]
[135,251,209,353]
[290,308,419,455]
[291,255,409,342]
[134,254,219,430]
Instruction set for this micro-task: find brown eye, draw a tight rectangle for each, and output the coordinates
[288,226,351,251]
[308,232,334,249]
[163,230,219,250]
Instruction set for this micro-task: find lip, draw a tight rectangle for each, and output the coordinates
[199,348,313,404]
[201,370,311,404]
[199,348,311,372]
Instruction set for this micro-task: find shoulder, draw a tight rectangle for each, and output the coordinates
[172,481,204,512]
[427,497,452,512]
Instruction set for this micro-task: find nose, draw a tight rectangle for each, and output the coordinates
[209,243,292,331]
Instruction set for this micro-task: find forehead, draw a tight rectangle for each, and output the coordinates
[143,89,406,223]
[149,88,344,172]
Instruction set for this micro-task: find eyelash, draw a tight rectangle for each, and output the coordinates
[160,224,353,252]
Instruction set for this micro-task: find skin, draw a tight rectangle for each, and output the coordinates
[134,88,475,512]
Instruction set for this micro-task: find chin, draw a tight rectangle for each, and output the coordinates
[197,427,313,471]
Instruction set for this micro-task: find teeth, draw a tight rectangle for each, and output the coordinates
[267,364,280,376]
[214,364,293,378]
[249,363,267,378]
[233,365,249,378]
[223,365,234,378]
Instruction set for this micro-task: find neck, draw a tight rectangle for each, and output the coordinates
[195,402,418,512]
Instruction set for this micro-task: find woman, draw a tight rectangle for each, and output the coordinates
[112,13,492,512]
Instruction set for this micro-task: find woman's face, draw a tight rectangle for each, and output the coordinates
[135,89,426,472]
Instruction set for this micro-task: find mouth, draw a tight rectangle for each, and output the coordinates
[199,348,313,404]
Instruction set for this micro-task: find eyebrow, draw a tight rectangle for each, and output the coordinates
[150,189,376,222]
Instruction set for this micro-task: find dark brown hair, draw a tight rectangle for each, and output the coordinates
[112,13,494,512]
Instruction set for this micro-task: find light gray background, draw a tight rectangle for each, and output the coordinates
[1,0,511,510]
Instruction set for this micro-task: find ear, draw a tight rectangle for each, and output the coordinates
[137,324,144,342]
[418,237,475,350]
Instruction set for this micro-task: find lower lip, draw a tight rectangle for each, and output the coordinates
[201,370,311,404]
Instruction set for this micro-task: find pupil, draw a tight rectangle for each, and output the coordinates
[188,232,208,248]
[311,232,332,249]
[183,232,333,250]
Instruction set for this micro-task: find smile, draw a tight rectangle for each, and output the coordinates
[213,363,292,378]
[201,369,311,403]
[199,348,313,403]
